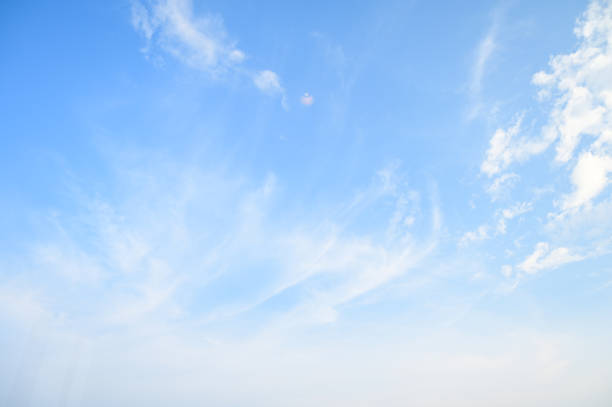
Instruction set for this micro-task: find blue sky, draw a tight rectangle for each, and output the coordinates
[1,0,612,405]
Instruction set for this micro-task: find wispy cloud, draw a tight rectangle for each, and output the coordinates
[7,152,440,332]
[131,0,245,74]
[459,225,489,246]
[131,0,287,106]
[466,10,502,120]
[496,201,533,234]
[517,242,583,274]
[480,114,554,177]
[486,172,520,201]
[470,25,497,95]
[253,70,288,109]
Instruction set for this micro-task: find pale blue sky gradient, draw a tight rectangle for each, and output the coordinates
[1,1,611,406]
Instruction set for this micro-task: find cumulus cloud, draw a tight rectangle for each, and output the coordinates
[481,0,612,211]
[562,151,612,210]
[533,0,612,164]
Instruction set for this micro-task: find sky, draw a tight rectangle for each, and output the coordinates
[1,0,612,406]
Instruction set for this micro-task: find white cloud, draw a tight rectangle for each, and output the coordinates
[533,0,612,164]
[466,8,507,120]
[481,116,556,177]
[253,70,288,109]
[459,225,489,246]
[486,172,520,201]
[253,70,283,93]
[496,201,533,234]
[471,26,497,95]
[10,153,439,330]
[131,0,288,107]
[131,0,245,74]
[131,1,154,41]
[482,0,612,211]
[561,151,612,210]
[545,193,612,249]
[501,201,533,220]
[517,242,583,274]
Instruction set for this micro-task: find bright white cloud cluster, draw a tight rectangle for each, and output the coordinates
[533,0,612,164]
[562,151,612,210]
[481,0,612,212]
[474,0,612,284]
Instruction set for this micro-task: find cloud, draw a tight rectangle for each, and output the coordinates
[470,26,497,95]
[253,70,288,109]
[496,201,533,234]
[517,242,583,274]
[466,8,506,119]
[5,152,439,332]
[480,115,556,177]
[486,172,520,201]
[481,116,523,177]
[132,0,287,107]
[253,70,283,94]
[131,0,245,74]
[481,0,612,212]
[561,151,612,210]
[460,201,532,244]
[501,201,533,220]
[459,225,489,246]
[532,0,612,164]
